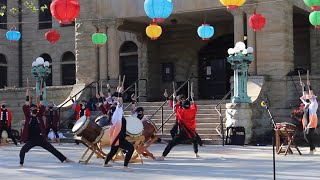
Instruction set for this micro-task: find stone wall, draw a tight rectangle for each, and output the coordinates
[0,86,73,130]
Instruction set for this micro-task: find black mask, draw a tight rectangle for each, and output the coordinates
[182,100,190,109]
[137,113,144,120]
[306,99,311,103]
[1,105,5,109]
[49,106,53,109]
[31,109,37,114]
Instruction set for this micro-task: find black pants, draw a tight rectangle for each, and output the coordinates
[162,131,198,157]
[304,128,315,151]
[19,138,66,165]
[170,122,179,139]
[196,133,203,146]
[0,128,18,145]
[46,127,59,139]
[104,138,134,167]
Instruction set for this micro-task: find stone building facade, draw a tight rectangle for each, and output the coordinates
[0,0,319,139]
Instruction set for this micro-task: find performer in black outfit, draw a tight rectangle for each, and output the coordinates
[19,90,73,167]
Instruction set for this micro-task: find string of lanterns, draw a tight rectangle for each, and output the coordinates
[304,0,320,28]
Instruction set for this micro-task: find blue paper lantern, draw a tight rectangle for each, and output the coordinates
[197,24,214,40]
[6,30,21,42]
[144,0,173,23]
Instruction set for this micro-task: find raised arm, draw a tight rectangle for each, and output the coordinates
[307,80,314,96]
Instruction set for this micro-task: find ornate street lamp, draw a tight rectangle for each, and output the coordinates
[227,42,254,103]
[31,57,52,106]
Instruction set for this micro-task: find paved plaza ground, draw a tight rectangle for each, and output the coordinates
[0,143,318,180]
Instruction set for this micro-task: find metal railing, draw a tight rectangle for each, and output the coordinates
[57,81,99,130]
[214,87,234,146]
[91,78,148,120]
[149,76,194,134]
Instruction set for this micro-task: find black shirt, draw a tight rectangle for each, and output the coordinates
[1,109,7,129]
[49,110,54,125]
[80,109,85,117]
[29,117,43,140]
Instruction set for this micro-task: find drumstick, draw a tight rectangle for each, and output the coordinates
[298,71,303,95]
[100,81,103,93]
[121,75,126,88]
[172,81,175,112]
[191,82,194,102]
[118,75,121,88]
[27,78,29,90]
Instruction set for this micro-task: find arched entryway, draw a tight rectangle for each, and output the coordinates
[61,51,76,85]
[0,54,7,88]
[40,53,52,86]
[120,41,138,101]
[198,34,234,99]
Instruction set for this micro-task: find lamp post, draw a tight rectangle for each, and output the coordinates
[31,57,51,106]
[227,42,254,103]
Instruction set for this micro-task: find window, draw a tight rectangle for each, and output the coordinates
[61,51,76,85]
[60,21,75,27]
[0,54,7,88]
[40,53,52,86]
[0,0,7,30]
[39,0,52,29]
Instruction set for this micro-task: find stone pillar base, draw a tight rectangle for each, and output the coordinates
[226,103,253,144]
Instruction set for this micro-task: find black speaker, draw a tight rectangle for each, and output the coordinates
[225,126,245,146]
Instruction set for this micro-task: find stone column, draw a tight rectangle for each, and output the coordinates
[244,7,257,75]
[226,103,253,144]
[106,20,123,80]
[75,21,98,84]
[230,9,245,44]
[94,22,108,81]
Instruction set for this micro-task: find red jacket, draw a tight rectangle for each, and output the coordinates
[73,104,90,121]
[21,105,46,142]
[0,108,12,129]
[99,103,111,115]
[44,109,59,129]
[176,102,197,138]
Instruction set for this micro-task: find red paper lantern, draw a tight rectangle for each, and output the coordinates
[45,30,60,44]
[50,0,80,24]
[249,13,266,32]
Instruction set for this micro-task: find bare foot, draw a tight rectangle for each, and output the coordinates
[122,166,133,172]
[156,156,165,161]
[195,153,200,158]
[103,163,113,167]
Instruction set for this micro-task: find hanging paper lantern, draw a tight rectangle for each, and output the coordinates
[304,0,320,11]
[146,24,162,40]
[92,32,108,47]
[309,11,320,28]
[144,0,173,23]
[50,0,80,24]
[197,24,214,40]
[6,29,21,42]
[45,30,60,44]
[249,14,267,32]
[219,0,246,9]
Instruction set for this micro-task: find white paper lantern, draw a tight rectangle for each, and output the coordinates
[227,48,235,55]
[36,57,45,65]
[247,47,254,54]
[234,47,241,53]
[44,61,50,67]
[235,41,246,51]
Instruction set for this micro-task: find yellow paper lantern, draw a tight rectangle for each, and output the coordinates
[220,0,246,9]
[146,24,162,40]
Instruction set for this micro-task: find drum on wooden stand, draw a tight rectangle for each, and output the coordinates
[126,116,144,137]
[141,118,157,143]
[99,126,111,146]
[94,114,111,127]
[72,116,103,144]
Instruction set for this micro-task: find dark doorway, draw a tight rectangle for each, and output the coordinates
[40,53,52,86]
[0,54,7,88]
[198,34,233,99]
[61,51,76,85]
[120,41,138,101]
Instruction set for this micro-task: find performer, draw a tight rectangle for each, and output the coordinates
[44,102,60,144]
[71,98,91,121]
[300,80,318,154]
[96,84,114,126]
[103,86,134,172]
[157,96,200,161]
[0,101,18,145]
[19,90,73,167]
[164,92,204,146]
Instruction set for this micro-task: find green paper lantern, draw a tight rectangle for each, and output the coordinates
[92,32,108,47]
[304,0,320,11]
[309,11,320,28]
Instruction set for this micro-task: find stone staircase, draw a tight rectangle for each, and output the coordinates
[60,100,227,145]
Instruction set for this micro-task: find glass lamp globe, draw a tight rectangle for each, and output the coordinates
[44,61,50,67]
[234,47,241,53]
[247,47,254,54]
[36,57,45,65]
[242,49,248,55]
[228,48,235,55]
